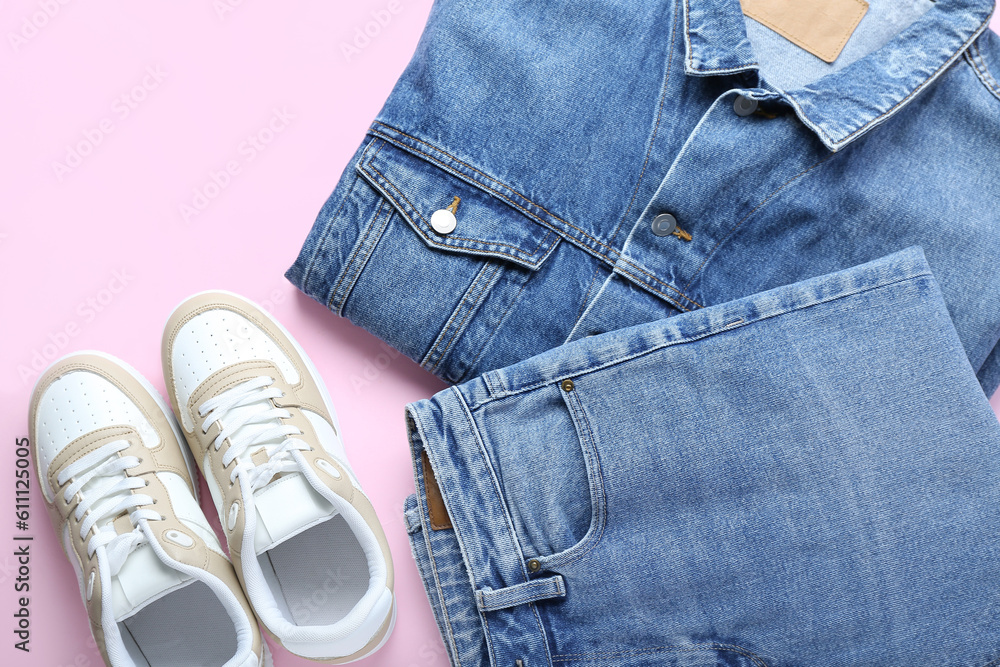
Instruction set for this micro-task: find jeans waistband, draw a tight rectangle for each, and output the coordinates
[481,246,934,400]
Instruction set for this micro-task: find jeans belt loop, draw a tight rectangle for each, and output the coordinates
[475,575,566,612]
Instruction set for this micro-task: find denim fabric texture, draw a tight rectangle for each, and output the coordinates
[405,248,1000,667]
[287,0,1000,394]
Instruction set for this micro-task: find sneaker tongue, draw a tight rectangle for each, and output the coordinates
[218,394,339,553]
[252,471,337,554]
[110,542,193,621]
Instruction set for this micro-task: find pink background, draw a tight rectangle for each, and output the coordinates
[0,3,997,666]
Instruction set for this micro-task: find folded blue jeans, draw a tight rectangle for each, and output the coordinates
[404,248,1000,667]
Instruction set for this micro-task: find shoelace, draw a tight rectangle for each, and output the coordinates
[198,376,310,490]
[57,439,161,576]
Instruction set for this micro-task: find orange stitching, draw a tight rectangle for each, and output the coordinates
[683,0,759,73]
[969,40,1000,98]
[427,263,500,374]
[420,508,465,667]
[457,274,532,384]
[614,263,693,311]
[372,125,618,253]
[549,391,608,568]
[328,197,387,310]
[422,266,484,368]
[367,127,703,308]
[306,137,378,292]
[364,160,553,260]
[431,265,501,374]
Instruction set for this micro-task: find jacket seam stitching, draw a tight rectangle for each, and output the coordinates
[369,124,705,310]
[421,261,493,371]
[308,138,377,298]
[361,156,554,261]
[966,40,1000,101]
[427,263,502,375]
[456,275,533,385]
[327,196,387,313]
[819,16,991,148]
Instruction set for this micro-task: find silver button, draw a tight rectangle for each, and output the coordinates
[733,95,758,117]
[651,213,677,237]
[430,208,457,234]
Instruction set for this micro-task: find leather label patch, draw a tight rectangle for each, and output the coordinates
[741,0,869,63]
[421,451,453,531]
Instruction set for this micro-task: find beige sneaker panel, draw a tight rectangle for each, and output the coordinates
[183,360,324,556]
[182,360,392,592]
[29,354,197,498]
[161,293,330,430]
[49,428,263,661]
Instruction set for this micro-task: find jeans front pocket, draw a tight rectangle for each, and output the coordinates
[477,379,606,567]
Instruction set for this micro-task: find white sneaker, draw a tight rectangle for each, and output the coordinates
[29,351,269,667]
[161,291,395,663]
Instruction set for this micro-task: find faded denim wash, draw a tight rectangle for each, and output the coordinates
[287,0,1000,394]
[405,248,1000,667]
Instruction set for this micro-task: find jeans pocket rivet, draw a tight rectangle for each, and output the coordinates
[561,379,574,392]
[527,558,541,573]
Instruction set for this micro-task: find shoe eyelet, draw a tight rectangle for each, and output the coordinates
[316,459,342,480]
[164,530,194,548]
[227,502,240,531]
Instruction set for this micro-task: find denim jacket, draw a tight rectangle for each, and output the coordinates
[288,0,1000,393]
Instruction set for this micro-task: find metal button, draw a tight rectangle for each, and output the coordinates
[733,95,758,117]
[651,213,677,237]
[561,379,575,392]
[527,559,541,573]
[430,209,457,234]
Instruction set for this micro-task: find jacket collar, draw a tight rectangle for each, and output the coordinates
[683,0,995,150]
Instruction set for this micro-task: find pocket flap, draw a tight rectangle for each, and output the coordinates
[356,137,560,270]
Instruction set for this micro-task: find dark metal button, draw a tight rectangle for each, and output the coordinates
[561,379,575,392]
[733,95,758,117]
[527,559,541,573]
[651,213,677,237]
